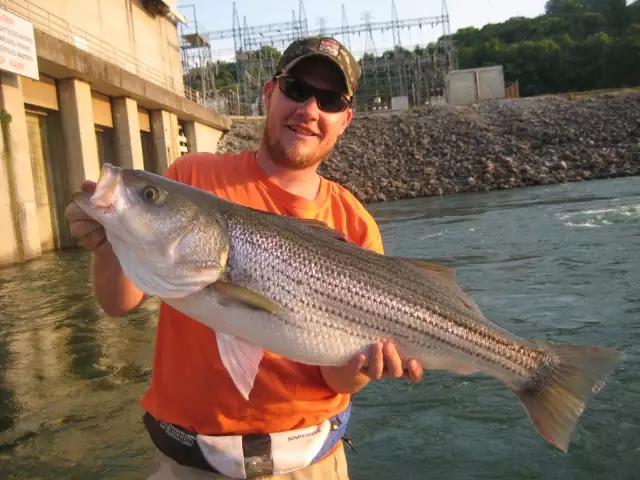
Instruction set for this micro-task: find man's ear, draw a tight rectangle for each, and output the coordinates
[263,79,276,110]
[338,106,354,136]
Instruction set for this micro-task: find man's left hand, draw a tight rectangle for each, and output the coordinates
[319,340,424,394]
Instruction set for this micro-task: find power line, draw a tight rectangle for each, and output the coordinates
[178,1,455,116]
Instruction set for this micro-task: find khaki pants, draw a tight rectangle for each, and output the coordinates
[144,443,350,480]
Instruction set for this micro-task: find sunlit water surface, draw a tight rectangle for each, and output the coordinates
[1,177,639,479]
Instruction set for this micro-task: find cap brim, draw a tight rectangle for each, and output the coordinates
[279,53,353,97]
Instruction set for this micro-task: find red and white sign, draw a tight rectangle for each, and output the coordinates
[318,39,339,57]
[0,9,38,80]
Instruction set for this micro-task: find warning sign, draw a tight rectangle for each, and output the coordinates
[0,9,38,80]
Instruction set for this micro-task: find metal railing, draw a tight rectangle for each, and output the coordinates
[0,0,204,104]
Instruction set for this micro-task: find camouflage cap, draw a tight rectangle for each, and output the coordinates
[275,36,361,98]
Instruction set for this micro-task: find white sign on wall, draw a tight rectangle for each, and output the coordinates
[0,9,38,80]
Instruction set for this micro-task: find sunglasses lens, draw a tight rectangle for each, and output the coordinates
[277,77,349,113]
[279,77,310,102]
[317,92,349,112]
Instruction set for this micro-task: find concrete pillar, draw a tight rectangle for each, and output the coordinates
[184,121,224,153]
[112,96,144,170]
[0,72,41,262]
[57,78,101,191]
[0,124,19,266]
[150,109,179,174]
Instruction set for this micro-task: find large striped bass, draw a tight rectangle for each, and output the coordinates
[72,163,621,453]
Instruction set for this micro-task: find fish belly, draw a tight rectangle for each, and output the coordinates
[163,286,374,366]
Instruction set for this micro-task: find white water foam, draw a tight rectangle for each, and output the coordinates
[565,221,602,228]
[419,231,445,240]
[558,202,640,228]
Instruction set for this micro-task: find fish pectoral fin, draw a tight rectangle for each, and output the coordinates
[213,282,283,314]
[216,332,264,401]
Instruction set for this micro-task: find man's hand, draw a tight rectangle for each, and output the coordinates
[64,180,147,317]
[320,340,424,394]
[65,180,110,253]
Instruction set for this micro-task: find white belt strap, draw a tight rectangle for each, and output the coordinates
[143,404,352,480]
[197,419,333,478]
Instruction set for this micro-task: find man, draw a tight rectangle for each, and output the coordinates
[65,36,424,479]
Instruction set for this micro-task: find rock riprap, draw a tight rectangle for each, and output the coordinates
[216,92,640,203]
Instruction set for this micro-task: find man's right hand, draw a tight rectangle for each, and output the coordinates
[65,180,147,316]
[65,180,110,253]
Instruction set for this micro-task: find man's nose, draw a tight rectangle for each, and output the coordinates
[295,95,320,119]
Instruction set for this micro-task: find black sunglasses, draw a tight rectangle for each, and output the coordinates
[274,75,352,113]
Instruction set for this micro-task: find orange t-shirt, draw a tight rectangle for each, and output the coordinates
[140,150,384,436]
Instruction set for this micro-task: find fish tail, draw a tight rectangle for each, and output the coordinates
[512,341,620,453]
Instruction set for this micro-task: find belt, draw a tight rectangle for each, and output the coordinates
[143,403,352,479]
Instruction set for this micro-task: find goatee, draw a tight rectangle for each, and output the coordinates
[263,120,334,170]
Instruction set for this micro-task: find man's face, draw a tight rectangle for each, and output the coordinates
[262,58,354,170]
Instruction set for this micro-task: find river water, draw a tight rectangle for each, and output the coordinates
[0,177,639,479]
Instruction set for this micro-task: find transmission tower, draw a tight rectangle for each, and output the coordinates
[341,4,351,50]
[317,16,328,35]
[362,12,377,55]
[391,0,401,48]
[179,4,214,105]
[187,0,455,115]
[299,0,309,35]
[442,0,457,70]
[361,11,381,108]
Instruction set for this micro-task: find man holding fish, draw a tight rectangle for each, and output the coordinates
[65,36,426,479]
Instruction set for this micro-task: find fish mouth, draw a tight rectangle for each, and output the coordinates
[91,163,122,211]
[70,163,123,217]
[70,190,115,221]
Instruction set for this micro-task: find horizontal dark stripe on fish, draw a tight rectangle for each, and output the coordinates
[229,230,544,376]
[246,274,540,377]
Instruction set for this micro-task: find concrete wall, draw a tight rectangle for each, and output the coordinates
[446,70,478,106]
[34,28,230,132]
[0,108,19,265]
[390,96,409,111]
[0,64,230,268]
[477,66,507,102]
[184,121,224,154]
[446,66,506,106]
[26,0,183,86]
[0,3,232,268]
[0,69,196,268]
[0,72,41,262]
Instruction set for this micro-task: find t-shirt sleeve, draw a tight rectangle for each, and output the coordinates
[163,154,191,183]
[357,213,384,254]
[163,153,215,186]
[336,189,385,254]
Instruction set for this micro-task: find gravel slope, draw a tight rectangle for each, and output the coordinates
[217,92,640,203]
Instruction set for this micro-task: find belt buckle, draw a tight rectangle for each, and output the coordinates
[243,433,273,479]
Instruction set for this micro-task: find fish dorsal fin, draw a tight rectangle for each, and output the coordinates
[296,218,349,242]
[252,208,349,243]
[394,257,483,315]
[395,257,457,282]
[216,332,264,401]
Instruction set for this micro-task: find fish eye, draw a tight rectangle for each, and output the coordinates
[142,186,161,203]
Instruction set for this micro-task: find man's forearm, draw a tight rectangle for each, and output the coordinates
[91,244,147,316]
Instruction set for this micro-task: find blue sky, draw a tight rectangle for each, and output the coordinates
[178,0,549,61]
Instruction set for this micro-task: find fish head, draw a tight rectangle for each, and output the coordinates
[71,163,231,299]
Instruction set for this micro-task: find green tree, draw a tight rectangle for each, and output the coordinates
[449,0,640,96]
